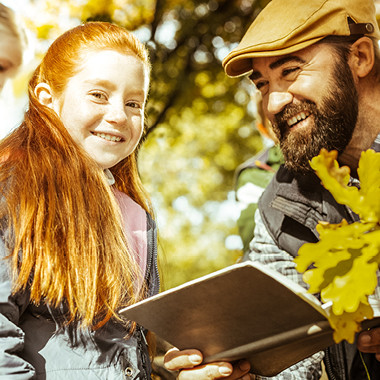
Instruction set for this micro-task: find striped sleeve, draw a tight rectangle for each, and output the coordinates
[246,209,323,380]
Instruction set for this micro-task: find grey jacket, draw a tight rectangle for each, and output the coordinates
[253,134,380,379]
[0,213,159,380]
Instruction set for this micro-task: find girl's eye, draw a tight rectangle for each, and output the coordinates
[0,60,12,73]
[0,64,10,73]
[126,101,141,109]
[90,92,107,100]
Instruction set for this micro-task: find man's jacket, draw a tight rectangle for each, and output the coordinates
[258,143,380,379]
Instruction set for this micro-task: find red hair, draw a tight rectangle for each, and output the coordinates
[0,22,153,328]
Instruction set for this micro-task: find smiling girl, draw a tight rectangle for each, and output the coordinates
[0,3,25,92]
[0,22,159,379]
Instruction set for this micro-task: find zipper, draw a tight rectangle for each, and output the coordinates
[135,213,158,380]
[324,348,338,380]
[139,324,148,346]
[137,325,149,380]
[144,213,160,296]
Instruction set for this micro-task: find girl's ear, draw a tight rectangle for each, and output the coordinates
[34,83,55,109]
[349,37,375,79]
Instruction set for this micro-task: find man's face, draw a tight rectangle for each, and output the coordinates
[249,43,358,174]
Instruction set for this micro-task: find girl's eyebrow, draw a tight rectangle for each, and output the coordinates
[84,79,116,89]
[84,79,146,98]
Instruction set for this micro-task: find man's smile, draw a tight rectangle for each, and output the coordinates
[287,110,311,127]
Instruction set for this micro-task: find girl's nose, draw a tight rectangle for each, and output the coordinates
[106,104,127,125]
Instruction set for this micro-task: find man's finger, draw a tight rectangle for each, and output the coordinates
[358,328,380,352]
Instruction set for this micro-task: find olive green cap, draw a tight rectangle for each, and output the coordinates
[223,0,380,77]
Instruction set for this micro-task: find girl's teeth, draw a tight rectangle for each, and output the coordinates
[95,133,121,142]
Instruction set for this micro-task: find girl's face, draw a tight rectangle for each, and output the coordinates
[0,32,23,92]
[51,49,148,169]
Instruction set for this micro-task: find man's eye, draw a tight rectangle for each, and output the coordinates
[255,81,266,90]
[282,67,299,76]
[248,74,266,91]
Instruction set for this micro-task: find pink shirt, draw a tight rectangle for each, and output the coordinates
[113,188,147,286]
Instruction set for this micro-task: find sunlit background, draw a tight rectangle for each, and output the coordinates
[2,0,380,291]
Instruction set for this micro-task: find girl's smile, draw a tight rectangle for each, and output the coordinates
[91,131,124,142]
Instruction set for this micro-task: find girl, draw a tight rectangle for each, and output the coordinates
[0,2,25,92]
[0,2,28,138]
[0,21,159,379]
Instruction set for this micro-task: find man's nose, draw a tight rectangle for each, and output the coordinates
[267,91,293,115]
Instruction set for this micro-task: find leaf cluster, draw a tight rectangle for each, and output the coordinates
[295,149,380,343]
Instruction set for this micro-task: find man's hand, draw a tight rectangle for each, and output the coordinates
[357,328,380,361]
[164,348,252,379]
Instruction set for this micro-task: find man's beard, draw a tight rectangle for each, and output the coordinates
[271,56,358,175]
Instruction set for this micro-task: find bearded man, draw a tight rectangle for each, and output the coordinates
[164,0,380,379]
[225,0,380,378]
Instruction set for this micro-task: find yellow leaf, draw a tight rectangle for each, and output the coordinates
[356,149,380,222]
[296,149,380,344]
[321,258,378,315]
[310,149,380,223]
[309,149,349,186]
[328,302,374,343]
[309,149,360,213]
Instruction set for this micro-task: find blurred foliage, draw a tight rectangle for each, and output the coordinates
[23,0,269,289]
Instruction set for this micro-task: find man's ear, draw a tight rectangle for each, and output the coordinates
[349,37,375,79]
[34,83,55,109]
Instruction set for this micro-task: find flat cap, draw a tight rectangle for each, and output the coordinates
[223,0,380,77]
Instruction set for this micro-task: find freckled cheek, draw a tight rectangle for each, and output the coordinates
[131,115,144,135]
[60,111,95,137]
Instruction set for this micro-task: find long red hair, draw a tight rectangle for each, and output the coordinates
[0,22,153,328]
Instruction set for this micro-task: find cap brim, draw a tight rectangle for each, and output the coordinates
[223,36,326,77]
